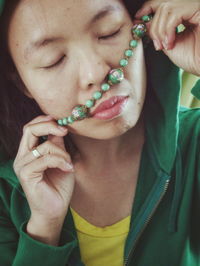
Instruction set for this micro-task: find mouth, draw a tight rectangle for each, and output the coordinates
[90,96,129,120]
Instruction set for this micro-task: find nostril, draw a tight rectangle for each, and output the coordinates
[88,83,94,88]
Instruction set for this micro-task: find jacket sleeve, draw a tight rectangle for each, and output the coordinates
[191,114,200,252]
[192,141,200,252]
[0,181,78,266]
[13,221,77,266]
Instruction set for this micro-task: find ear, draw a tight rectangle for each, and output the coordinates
[8,70,33,99]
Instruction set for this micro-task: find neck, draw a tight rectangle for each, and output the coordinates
[68,117,145,169]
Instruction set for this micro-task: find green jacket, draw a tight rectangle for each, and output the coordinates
[0,39,199,266]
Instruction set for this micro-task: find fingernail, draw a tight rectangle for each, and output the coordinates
[164,36,170,50]
[153,40,160,51]
[162,41,168,50]
[65,162,74,171]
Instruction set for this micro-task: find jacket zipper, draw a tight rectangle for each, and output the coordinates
[124,179,170,266]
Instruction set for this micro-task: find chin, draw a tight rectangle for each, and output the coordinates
[69,113,141,140]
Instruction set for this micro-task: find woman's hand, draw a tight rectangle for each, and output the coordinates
[13,115,75,244]
[135,1,200,76]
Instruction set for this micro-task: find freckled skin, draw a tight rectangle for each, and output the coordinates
[8,0,147,140]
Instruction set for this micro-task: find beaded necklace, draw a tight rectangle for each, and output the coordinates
[57,15,152,126]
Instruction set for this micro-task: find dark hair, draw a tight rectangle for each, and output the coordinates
[0,0,43,162]
[0,0,145,162]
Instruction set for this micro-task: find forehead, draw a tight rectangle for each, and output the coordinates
[8,0,125,53]
[10,0,124,31]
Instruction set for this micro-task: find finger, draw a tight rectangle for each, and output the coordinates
[16,115,54,158]
[188,8,200,25]
[162,16,183,50]
[135,0,160,19]
[159,28,194,69]
[37,139,71,162]
[19,154,74,183]
[146,5,163,50]
[26,115,54,125]
[163,3,200,49]
[155,5,170,45]
[47,134,67,150]
[17,120,68,159]
[14,140,71,175]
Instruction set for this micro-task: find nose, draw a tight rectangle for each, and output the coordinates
[76,48,110,91]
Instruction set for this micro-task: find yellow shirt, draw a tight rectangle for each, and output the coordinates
[70,207,131,266]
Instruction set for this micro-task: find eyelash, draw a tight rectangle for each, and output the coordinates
[99,28,121,40]
[44,55,66,70]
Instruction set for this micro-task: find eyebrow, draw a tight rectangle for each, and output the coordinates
[24,37,63,59]
[25,5,120,58]
[90,5,119,24]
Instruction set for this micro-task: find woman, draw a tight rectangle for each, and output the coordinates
[0,0,199,265]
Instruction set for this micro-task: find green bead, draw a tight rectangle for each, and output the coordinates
[86,99,95,108]
[68,116,75,124]
[101,83,110,92]
[62,117,68,125]
[125,49,133,58]
[132,23,147,39]
[130,40,138,48]
[93,91,102,100]
[141,15,152,23]
[58,119,63,126]
[176,24,185,34]
[120,59,128,67]
[72,105,88,120]
[108,69,124,85]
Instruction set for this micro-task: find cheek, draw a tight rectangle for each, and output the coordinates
[34,90,75,117]
[127,39,147,100]
[21,74,77,117]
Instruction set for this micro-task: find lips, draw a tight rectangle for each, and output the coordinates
[91,96,128,120]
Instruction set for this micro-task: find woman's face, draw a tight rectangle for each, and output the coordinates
[8,0,147,139]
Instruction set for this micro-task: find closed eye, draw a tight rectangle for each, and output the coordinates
[44,55,66,69]
[99,28,121,40]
